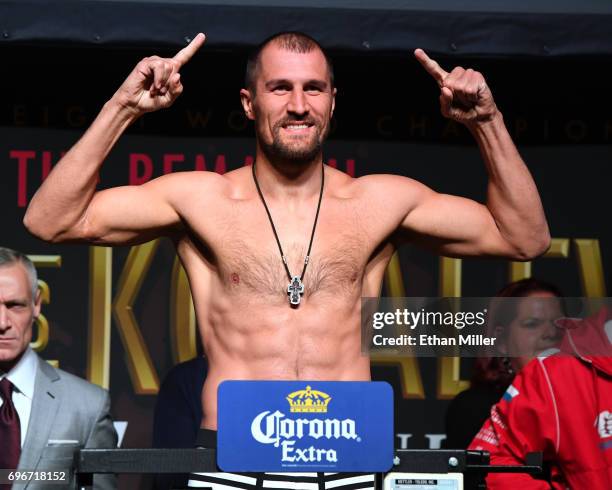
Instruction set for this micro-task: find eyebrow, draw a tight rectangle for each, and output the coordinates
[264,78,329,90]
[2,298,29,306]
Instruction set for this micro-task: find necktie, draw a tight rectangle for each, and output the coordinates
[0,378,21,478]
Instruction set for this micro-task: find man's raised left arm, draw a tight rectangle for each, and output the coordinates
[398,50,550,260]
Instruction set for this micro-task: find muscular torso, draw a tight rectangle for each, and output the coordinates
[172,166,407,429]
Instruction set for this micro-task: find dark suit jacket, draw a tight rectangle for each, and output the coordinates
[14,355,117,489]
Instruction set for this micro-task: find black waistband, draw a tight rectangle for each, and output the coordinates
[196,428,217,448]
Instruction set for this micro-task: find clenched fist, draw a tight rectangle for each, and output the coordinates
[415,48,498,126]
[112,33,205,117]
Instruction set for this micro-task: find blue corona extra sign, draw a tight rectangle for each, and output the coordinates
[217,381,394,472]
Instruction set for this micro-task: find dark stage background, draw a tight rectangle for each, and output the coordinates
[1,2,611,487]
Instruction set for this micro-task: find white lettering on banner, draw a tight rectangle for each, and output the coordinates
[311,419,323,438]
[281,440,339,463]
[251,410,359,448]
[280,418,294,439]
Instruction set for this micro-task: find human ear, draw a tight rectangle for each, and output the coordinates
[330,87,337,119]
[33,288,42,318]
[240,88,256,120]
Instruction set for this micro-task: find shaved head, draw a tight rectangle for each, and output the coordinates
[245,32,334,93]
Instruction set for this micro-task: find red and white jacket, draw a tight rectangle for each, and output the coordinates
[469,307,612,489]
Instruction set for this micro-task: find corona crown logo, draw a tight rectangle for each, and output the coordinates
[287,385,331,413]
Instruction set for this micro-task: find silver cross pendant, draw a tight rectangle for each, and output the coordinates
[287,275,305,306]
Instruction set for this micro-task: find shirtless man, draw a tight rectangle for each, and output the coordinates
[23,32,549,432]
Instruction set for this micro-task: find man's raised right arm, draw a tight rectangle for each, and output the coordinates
[23,34,206,244]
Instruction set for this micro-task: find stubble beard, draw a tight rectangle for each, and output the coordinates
[259,117,329,167]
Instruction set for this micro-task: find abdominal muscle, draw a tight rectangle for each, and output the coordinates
[196,290,370,430]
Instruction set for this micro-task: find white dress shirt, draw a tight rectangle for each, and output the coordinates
[0,347,38,447]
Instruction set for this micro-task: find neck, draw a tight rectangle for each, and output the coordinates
[253,151,324,201]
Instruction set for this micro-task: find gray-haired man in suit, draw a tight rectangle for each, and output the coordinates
[0,247,117,489]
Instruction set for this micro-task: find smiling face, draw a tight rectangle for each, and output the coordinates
[0,263,40,371]
[240,42,336,166]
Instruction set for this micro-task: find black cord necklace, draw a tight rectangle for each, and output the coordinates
[252,161,325,307]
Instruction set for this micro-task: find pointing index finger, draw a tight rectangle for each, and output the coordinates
[414,48,448,86]
[173,33,206,67]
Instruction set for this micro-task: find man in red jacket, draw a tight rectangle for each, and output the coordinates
[470,307,612,489]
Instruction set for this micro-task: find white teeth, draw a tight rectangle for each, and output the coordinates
[286,124,309,130]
